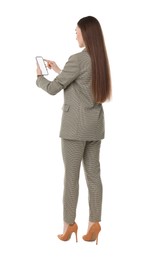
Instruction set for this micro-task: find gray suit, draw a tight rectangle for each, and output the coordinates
[36,48,105,141]
[36,48,104,223]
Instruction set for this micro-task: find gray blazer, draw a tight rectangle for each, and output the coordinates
[36,48,105,141]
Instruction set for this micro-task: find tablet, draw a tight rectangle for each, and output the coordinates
[35,56,48,75]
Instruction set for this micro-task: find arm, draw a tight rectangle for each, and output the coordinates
[36,54,80,95]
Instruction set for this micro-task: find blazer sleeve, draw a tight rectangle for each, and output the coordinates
[36,54,80,95]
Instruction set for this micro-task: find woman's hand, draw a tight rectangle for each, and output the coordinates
[45,59,61,74]
[36,61,42,76]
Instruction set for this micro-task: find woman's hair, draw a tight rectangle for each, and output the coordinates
[77,16,112,103]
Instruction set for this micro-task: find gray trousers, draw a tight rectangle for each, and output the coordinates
[61,139,103,224]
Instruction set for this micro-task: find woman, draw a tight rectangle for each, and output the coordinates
[36,16,112,245]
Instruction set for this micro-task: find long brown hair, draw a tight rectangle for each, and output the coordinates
[77,16,112,103]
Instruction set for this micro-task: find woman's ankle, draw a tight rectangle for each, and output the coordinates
[63,221,69,233]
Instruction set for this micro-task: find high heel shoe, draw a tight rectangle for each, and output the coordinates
[57,222,78,242]
[82,222,101,245]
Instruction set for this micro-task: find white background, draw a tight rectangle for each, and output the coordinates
[0,0,165,259]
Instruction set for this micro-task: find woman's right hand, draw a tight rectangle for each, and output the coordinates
[45,59,61,74]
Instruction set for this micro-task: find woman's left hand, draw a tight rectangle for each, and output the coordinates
[36,62,42,76]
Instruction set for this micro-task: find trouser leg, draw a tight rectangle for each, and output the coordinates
[61,139,85,224]
[82,140,102,222]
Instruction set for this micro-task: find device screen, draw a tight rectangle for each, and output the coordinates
[36,56,48,75]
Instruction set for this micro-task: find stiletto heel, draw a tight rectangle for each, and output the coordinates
[75,230,78,242]
[82,222,101,245]
[57,222,78,242]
